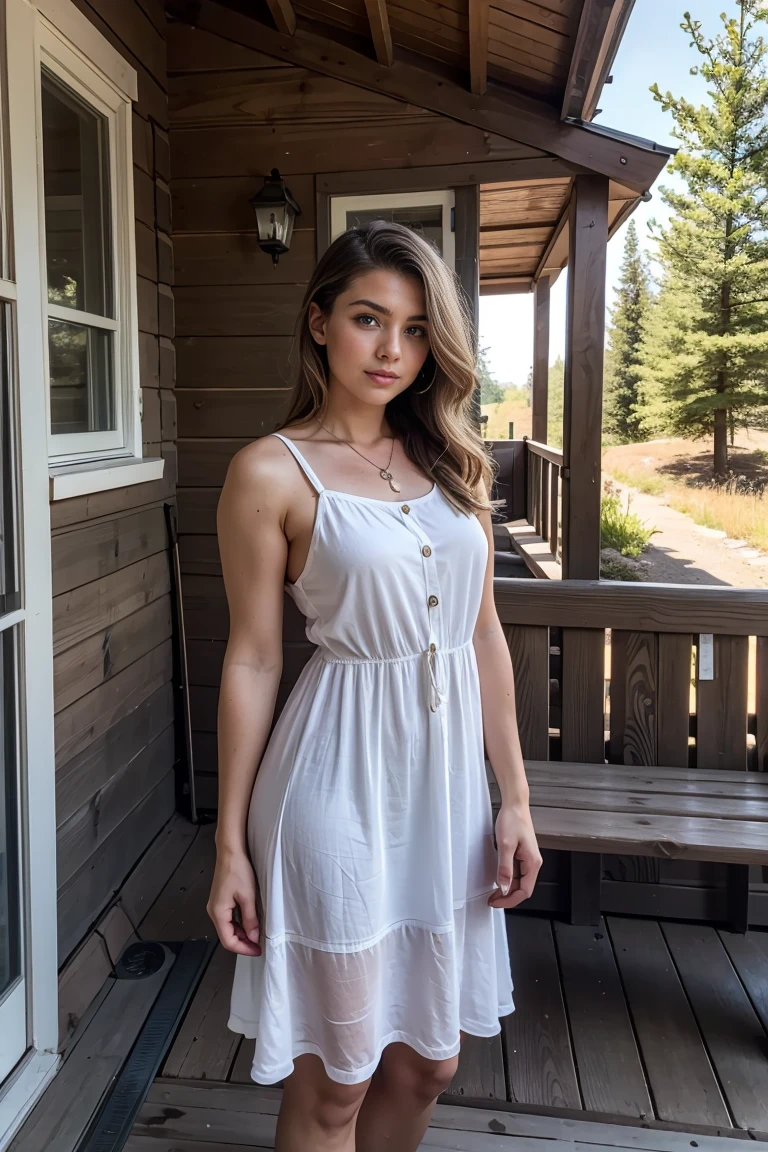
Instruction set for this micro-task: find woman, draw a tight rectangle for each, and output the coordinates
[208,220,542,1151]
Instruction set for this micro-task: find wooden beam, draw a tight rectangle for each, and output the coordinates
[480,278,531,295]
[454,184,481,424]
[264,0,296,36]
[468,0,489,96]
[363,0,393,66]
[180,1,670,192]
[562,174,608,580]
[563,0,634,122]
[532,275,550,443]
[317,156,593,195]
[493,579,768,636]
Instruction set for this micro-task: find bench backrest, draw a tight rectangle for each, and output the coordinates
[493,580,768,773]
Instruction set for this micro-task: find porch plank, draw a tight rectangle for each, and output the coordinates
[133,1079,766,1150]
[444,1034,506,1100]
[554,919,652,1118]
[162,945,240,1079]
[229,1037,258,1084]
[503,915,580,1108]
[9,951,174,1152]
[662,922,768,1131]
[717,928,768,1034]
[606,917,730,1127]
[138,822,217,940]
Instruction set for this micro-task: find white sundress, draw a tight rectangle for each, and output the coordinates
[227,432,515,1085]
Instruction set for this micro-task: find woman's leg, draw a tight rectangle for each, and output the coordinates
[353,1032,464,1152]
[275,1052,372,1151]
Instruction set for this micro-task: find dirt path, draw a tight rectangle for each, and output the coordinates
[604,474,768,588]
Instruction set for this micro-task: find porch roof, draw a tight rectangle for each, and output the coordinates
[176,0,676,292]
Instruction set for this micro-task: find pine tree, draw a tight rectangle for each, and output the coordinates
[638,2,768,476]
[604,220,654,443]
[477,342,506,404]
[547,355,565,448]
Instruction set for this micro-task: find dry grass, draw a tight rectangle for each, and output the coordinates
[481,399,532,440]
[602,434,768,554]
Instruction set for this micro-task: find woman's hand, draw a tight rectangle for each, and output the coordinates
[487,801,543,910]
[207,848,263,956]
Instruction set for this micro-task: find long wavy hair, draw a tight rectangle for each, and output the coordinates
[277,220,504,518]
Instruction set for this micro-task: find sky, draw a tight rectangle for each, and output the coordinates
[478,0,731,387]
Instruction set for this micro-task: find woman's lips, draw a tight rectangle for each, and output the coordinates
[365,370,400,385]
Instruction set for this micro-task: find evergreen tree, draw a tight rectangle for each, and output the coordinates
[477,342,506,404]
[638,2,768,476]
[604,220,654,443]
[547,355,565,448]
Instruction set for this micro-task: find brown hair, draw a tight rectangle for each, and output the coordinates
[278,219,503,518]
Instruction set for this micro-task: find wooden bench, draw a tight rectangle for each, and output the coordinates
[502,519,562,580]
[488,761,768,932]
[490,579,768,934]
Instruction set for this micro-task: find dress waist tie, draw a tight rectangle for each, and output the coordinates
[425,644,446,713]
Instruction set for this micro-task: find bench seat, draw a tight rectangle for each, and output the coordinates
[501,520,562,580]
[487,760,768,866]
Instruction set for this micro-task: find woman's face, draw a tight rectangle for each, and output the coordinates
[308,268,432,405]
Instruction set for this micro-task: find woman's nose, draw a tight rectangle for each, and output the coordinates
[378,329,401,359]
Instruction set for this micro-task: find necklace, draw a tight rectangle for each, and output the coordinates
[316,419,401,494]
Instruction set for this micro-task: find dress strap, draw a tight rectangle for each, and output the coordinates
[271,432,325,495]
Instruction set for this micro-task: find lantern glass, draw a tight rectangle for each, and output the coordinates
[254,203,291,247]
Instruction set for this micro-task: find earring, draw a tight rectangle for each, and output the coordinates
[415,368,435,394]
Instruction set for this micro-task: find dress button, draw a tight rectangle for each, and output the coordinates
[422,545,432,557]
[428,594,439,607]
[401,504,410,514]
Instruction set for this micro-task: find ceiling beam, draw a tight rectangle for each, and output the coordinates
[562,0,635,121]
[468,0,489,96]
[179,0,670,193]
[264,0,296,36]
[363,0,393,66]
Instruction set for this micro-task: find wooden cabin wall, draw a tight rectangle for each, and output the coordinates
[51,0,178,965]
[167,19,537,808]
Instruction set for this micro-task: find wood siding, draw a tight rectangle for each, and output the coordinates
[52,0,177,965]
[167,19,535,805]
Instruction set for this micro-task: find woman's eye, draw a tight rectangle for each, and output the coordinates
[356,314,378,327]
[406,326,427,338]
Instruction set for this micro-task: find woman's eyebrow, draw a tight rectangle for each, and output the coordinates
[347,298,428,323]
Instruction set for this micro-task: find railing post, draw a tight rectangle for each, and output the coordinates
[562,175,608,581]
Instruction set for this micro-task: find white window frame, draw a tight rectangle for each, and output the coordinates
[330,190,456,270]
[9,0,163,500]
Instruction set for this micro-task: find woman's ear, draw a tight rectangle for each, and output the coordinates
[307,302,328,346]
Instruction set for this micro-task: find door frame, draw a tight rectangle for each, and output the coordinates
[0,0,63,1141]
[328,189,456,270]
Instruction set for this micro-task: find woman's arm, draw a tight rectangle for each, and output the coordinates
[206,442,291,955]
[472,483,543,910]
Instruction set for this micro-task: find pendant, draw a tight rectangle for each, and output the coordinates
[380,469,400,493]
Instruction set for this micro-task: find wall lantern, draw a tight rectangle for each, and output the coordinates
[249,168,302,265]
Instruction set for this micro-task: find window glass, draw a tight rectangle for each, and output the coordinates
[0,627,21,1000]
[41,70,112,316]
[0,307,16,614]
[344,205,444,255]
[48,318,114,436]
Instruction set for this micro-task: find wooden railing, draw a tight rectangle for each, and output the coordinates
[524,438,564,565]
[493,578,768,771]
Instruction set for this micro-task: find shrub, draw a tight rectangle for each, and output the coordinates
[600,480,656,558]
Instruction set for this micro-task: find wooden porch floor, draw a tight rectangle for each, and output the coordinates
[126,820,768,1144]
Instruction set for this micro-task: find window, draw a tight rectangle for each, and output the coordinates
[37,21,140,465]
[3,0,163,498]
[330,191,456,269]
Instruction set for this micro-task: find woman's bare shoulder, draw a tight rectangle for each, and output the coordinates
[219,435,302,528]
